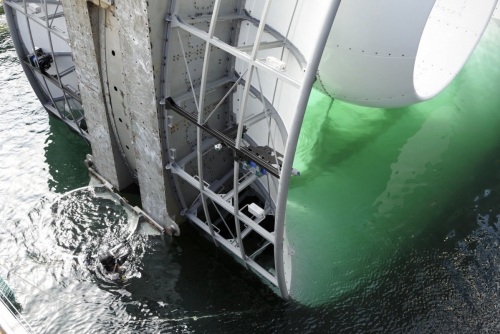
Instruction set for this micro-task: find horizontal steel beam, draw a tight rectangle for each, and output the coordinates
[176,137,218,168]
[172,76,233,105]
[53,52,72,57]
[187,168,234,213]
[168,162,275,244]
[40,11,65,21]
[173,11,307,70]
[4,1,69,42]
[236,40,286,52]
[183,13,242,24]
[241,9,307,70]
[26,0,61,3]
[186,212,278,286]
[166,98,281,178]
[174,15,301,88]
[172,73,287,145]
[171,116,240,166]
[58,66,75,78]
[223,173,258,201]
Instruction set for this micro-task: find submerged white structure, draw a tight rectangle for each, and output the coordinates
[2,0,498,300]
[318,0,498,107]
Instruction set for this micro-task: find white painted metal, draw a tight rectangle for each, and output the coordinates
[248,203,265,219]
[0,299,31,334]
[317,0,498,108]
[494,4,500,19]
[232,0,273,268]
[185,212,278,286]
[273,0,342,299]
[196,0,224,246]
[173,15,301,89]
[10,0,497,302]
[5,0,86,137]
[168,162,275,244]
[167,0,342,297]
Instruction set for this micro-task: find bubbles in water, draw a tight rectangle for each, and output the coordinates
[23,187,148,285]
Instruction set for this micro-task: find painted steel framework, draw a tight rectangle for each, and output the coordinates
[162,0,342,298]
[4,0,88,141]
[4,0,342,299]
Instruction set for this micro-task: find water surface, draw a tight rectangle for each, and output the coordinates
[287,19,500,310]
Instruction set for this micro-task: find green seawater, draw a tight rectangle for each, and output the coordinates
[287,20,500,305]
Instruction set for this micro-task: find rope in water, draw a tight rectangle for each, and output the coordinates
[0,262,255,326]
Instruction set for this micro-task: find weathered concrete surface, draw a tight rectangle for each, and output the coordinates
[114,0,179,226]
[61,0,133,190]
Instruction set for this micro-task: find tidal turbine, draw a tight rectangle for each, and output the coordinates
[3,0,499,303]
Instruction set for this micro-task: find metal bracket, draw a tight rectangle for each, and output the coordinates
[235,145,283,168]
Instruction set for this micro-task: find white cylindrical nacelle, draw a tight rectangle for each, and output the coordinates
[317,0,498,108]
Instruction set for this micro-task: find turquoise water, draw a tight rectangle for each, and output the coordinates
[2,13,500,333]
[287,20,500,306]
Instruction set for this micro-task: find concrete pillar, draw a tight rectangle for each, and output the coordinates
[61,0,133,190]
[113,0,179,226]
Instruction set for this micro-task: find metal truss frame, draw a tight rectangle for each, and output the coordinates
[4,0,88,141]
[5,0,344,300]
[163,0,344,299]
[162,0,306,298]
[165,98,283,178]
[172,72,289,145]
[180,9,307,72]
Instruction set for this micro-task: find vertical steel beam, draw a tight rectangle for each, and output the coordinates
[196,0,223,246]
[21,0,66,122]
[41,0,86,138]
[232,0,273,268]
[162,0,190,217]
[273,0,343,300]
